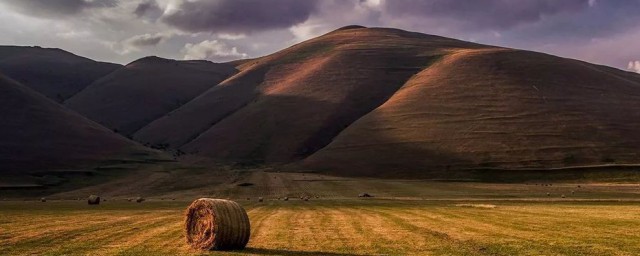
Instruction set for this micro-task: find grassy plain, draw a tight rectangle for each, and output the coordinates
[2,198,640,255]
[3,171,640,255]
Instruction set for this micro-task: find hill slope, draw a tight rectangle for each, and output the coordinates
[303,48,640,177]
[65,57,238,136]
[0,46,120,102]
[0,74,149,172]
[136,27,489,163]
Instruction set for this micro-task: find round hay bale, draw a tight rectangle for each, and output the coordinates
[136,197,145,203]
[283,197,289,201]
[184,198,250,251]
[40,197,46,202]
[88,195,100,205]
[258,197,264,202]
[358,193,372,198]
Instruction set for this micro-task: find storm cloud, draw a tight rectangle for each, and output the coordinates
[0,0,639,71]
[3,0,118,18]
[162,0,320,34]
[382,0,591,30]
[134,0,162,20]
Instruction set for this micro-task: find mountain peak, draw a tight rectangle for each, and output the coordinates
[335,25,367,31]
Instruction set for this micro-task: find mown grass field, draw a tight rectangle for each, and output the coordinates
[2,199,640,255]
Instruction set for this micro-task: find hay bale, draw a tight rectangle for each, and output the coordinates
[258,197,264,202]
[283,197,289,201]
[136,197,145,203]
[88,195,100,205]
[303,197,309,201]
[40,197,46,202]
[561,194,566,198]
[358,193,372,198]
[184,198,250,251]
[546,193,551,197]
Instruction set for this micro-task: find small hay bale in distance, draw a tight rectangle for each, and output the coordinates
[184,198,250,251]
[40,197,46,202]
[358,193,372,198]
[88,195,100,205]
[258,197,264,202]
[136,197,145,203]
[283,197,289,201]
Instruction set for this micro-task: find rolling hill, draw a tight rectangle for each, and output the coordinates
[65,57,238,136]
[0,46,121,102]
[136,26,489,163]
[303,48,640,177]
[5,26,640,179]
[136,26,640,176]
[0,73,150,172]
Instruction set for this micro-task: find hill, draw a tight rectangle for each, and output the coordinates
[0,46,120,102]
[303,48,640,177]
[0,73,150,172]
[135,27,489,163]
[137,26,640,177]
[65,56,238,136]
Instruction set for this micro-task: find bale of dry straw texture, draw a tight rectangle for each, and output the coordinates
[88,195,100,205]
[184,198,250,251]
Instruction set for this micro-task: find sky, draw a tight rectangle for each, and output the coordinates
[0,0,639,73]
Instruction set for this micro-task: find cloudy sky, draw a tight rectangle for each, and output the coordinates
[1,0,639,73]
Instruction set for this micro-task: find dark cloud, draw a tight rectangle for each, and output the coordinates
[125,33,167,47]
[134,0,162,20]
[382,0,590,30]
[508,0,640,40]
[3,0,118,18]
[163,0,320,34]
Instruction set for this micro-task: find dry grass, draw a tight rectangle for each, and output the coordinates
[2,200,640,255]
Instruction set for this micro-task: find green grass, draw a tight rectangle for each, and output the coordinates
[2,200,640,255]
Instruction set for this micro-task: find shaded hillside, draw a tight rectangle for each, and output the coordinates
[136,27,490,162]
[0,74,151,172]
[0,46,120,102]
[303,48,640,177]
[65,57,238,136]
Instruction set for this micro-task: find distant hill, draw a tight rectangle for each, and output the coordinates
[137,26,640,176]
[65,56,238,136]
[6,26,640,178]
[0,46,120,102]
[303,48,640,177]
[136,27,487,163]
[0,73,150,172]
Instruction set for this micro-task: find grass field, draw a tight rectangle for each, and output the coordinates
[2,199,640,255]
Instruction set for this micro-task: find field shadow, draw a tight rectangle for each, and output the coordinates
[241,248,366,256]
